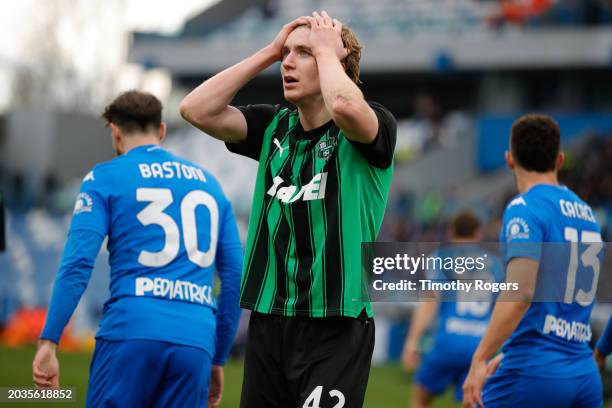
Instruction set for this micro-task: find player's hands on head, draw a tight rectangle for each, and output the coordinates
[462,357,491,408]
[308,11,348,60]
[32,340,60,389]
[268,16,310,61]
[401,341,420,372]
[594,348,606,374]
[207,365,224,408]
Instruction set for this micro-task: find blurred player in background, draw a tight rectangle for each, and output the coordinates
[402,211,502,408]
[595,315,612,373]
[32,90,243,407]
[463,114,604,408]
[181,10,396,408]
[0,191,5,252]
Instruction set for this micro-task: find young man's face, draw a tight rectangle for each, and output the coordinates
[281,26,321,105]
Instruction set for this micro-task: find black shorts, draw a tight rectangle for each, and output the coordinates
[240,311,375,408]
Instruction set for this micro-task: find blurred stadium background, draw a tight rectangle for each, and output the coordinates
[0,0,611,406]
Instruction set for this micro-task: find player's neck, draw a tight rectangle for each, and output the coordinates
[297,98,332,131]
[515,170,559,194]
[121,135,161,154]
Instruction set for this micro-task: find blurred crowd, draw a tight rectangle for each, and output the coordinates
[381,134,612,245]
[250,0,612,33]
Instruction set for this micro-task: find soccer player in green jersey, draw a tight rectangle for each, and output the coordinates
[181,11,396,407]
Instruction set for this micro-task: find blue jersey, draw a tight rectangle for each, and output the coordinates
[429,246,503,359]
[41,145,243,364]
[499,184,603,377]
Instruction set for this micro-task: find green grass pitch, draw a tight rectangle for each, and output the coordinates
[0,345,458,407]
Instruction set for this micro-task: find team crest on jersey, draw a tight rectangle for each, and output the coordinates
[73,192,93,214]
[505,217,530,240]
[316,137,337,160]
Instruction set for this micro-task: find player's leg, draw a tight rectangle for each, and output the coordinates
[294,315,375,408]
[412,352,455,408]
[240,312,292,408]
[153,344,212,408]
[411,384,435,408]
[86,339,164,407]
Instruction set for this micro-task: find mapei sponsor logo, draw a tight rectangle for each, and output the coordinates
[505,217,530,240]
[135,277,213,306]
[73,192,93,214]
[267,172,328,203]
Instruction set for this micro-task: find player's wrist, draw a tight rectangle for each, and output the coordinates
[404,337,418,349]
[259,45,283,64]
[38,339,58,351]
[212,357,227,366]
[471,351,489,365]
[312,45,339,61]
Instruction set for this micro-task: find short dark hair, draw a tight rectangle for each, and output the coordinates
[101,90,162,134]
[451,210,481,238]
[510,114,560,172]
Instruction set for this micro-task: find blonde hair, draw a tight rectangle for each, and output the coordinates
[340,25,362,84]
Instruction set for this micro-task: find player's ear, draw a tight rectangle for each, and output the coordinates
[505,150,514,169]
[158,122,167,143]
[110,123,122,144]
[556,151,564,170]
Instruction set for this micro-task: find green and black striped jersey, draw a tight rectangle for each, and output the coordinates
[226,102,396,318]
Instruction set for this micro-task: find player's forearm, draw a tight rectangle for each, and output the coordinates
[213,285,241,365]
[212,256,242,365]
[180,46,278,125]
[406,300,438,345]
[315,50,375,143]
[596,315,612,356]
[472,300,530,363]
[470,256,537,361]
[41,263,93,342]
[40,230,102,343]
[213,211,243,365]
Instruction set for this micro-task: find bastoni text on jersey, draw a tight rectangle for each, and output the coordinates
[267,172,328,203]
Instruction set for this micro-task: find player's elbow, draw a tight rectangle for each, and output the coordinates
[179,96,198,124]
[180,97,213,130]
[331,95,358,123]
[332,96,377,144]
[514,285,535,304]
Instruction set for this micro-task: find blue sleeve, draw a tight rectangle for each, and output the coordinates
[501,200,544,263]
[69,169,110,235]
[40,229,105,343]
[212,199,243,365]
[40,170,109,343]
[491,255,505,283]
[597,315,612,356]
